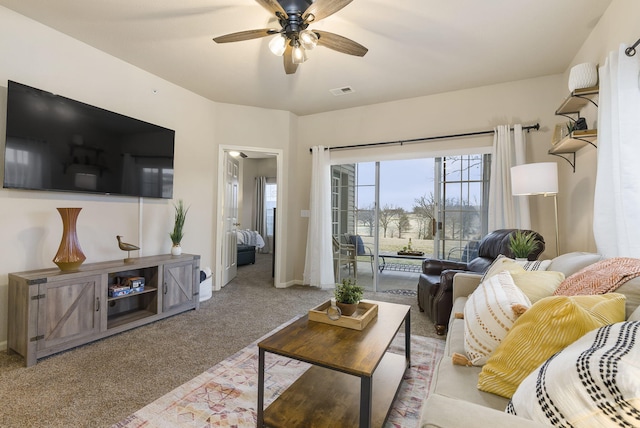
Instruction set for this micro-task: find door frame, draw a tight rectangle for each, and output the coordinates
[215,145,283,291]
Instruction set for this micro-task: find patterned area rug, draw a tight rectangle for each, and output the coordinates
[113,318,444,428]
[383,289,418,297]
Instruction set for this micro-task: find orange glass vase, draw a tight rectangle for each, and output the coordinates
[53,208,86,271]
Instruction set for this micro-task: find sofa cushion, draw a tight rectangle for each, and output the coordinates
[507,321,640,428]
[477,293,626,398]
[546,251,603,277]
[463,271,530,366]
[445,297,468,357]
[510,270,565,303]
[432,356,510,411]
[629,299,640,321]
[614,277,640,319]
[421,394,548,428]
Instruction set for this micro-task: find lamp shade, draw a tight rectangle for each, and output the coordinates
[511,162,558,195]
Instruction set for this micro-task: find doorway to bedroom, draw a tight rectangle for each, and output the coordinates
[217,147,281,289]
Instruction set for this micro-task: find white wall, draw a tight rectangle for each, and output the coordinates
[294,74,565,280]
[0,7,293,345]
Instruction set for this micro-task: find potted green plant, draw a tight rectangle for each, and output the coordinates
[334,278,364,316]
[508,230,539,260]
[169,199,189,256]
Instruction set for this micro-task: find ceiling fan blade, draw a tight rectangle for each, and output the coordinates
[304,0,353,22]
[255,0,288,19]
[315,30,368,57]
[213,29,278,43]
[283,44,298,74]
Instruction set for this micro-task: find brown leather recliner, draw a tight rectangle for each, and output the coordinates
[417,229,545,335]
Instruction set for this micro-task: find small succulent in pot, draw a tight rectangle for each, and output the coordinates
[508,230,540,260]
[334,278,364,316]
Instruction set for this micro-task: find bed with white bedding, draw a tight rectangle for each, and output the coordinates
[236,230,265,249]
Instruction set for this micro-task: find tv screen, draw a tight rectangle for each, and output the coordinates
[3,81,175,198]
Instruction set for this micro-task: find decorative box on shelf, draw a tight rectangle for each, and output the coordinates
[308,300,378,330]
[108,285,132,297]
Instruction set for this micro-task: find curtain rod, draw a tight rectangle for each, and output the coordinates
[626,37,640,56]
[309,123,540,153]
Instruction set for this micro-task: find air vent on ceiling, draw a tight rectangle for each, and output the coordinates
[330,86,355,96]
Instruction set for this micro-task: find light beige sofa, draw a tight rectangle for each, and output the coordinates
[419,252,640,427]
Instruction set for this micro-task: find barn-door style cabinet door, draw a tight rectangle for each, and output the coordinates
[15,275,102,367]
[162,259,199,313]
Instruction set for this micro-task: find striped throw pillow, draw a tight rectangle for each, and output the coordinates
[463,271,531,366]
[477,293,626,398]
[507,321,640,427]
[481,255,552,283]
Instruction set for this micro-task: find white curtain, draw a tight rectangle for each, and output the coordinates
[254,176,269,254]
[303,146,335,288]
[594,44,640,257]
[488,124,530,231]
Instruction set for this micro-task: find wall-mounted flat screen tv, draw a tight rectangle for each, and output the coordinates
[3,81,175,198]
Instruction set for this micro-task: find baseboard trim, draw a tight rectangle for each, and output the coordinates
[276,279,298,288]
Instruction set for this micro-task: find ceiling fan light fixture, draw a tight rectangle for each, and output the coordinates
[292,44,308,64]
[299,29,318,50]
[268,34,286,56]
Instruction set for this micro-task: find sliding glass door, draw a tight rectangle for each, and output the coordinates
[331,153,490,292]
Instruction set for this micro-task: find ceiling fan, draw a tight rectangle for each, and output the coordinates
[213,0,368,74]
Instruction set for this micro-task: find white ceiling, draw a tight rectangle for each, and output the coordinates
[0,0,613,116]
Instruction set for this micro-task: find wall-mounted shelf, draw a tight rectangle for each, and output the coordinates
[550,87,599,172]
[555,86,599,118]
[548,129,597,172]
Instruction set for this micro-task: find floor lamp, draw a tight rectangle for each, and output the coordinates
[510,162,560,256]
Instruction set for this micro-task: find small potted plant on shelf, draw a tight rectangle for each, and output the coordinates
[169,199,189,256]
[334,278,364,316]
[509,230,539,260]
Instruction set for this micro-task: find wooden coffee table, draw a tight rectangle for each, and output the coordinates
[257,300,411,428]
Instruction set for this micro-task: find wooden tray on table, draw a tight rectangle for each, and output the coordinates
[308,300,378,330]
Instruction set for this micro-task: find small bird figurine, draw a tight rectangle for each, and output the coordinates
[117,235,140,262]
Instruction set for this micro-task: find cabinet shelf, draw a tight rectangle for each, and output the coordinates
[107,286,158,302]
[107,309,156,330]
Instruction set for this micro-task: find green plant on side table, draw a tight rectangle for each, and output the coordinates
[334,278,364,317]
[509,230,540,260]
[169,199,189,256]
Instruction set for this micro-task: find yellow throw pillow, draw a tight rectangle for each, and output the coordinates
[510,271,565,303]
[481,255,526,281]
[477,293,626,399]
